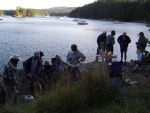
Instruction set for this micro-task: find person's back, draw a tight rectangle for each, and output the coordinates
[96,31,107,57]
[106,30,115,54]
[106,34,114,44]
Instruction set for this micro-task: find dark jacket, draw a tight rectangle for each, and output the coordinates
[44,65,53,73]
[97,34,106,46]
[24,57,41,75]
[117,35,131,48]
[2,61,18,86]
[136,36,148,50]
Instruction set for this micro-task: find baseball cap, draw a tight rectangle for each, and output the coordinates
[34,51,40,57]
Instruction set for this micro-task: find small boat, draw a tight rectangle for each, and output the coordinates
[77,20,88,25]
[113,21,122,24]
[0,17,3,20]
[56,16,63,19]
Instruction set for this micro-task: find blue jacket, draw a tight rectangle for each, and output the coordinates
[106,35,115,44]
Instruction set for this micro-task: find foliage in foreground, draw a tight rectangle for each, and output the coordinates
[0,68,150,113]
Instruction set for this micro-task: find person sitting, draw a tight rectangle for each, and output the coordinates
[131,50,144,72]
[43,60,53,82]
[67,44,86,82]
[52,55,63,72]
[1,54,21,104]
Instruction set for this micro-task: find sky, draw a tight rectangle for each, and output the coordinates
[0,0,96,10]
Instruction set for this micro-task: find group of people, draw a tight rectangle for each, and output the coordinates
[0,31,149,104]
[96,30,148,64]
[0,44,86,104]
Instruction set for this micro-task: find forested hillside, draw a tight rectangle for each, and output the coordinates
[69,0,150,22]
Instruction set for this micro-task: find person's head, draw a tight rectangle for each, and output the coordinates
[34,51,40,59]
[123,32,126,36]
[102,31,107,36]
[9,54,21,66]
[71,44,77,52]
[44,60,50,66]
[111,30,116,36]
[55,55,60,60]
[39,51,44,58]
[138,32,144,37]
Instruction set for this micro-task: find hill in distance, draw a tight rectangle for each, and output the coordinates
[41,7,76,16]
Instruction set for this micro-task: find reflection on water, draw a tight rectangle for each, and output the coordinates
[0,16,150,72]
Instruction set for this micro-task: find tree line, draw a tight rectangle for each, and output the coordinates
[1,7,49,17]
[1,7,75,17]
[69,0,150,22]
[12,7,49,17]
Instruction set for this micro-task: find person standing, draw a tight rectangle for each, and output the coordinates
[106,30,116,54]
[1,54,21,104]
[117,32,131,63]
[136,32,148,55]
[96,31,107,61]
[67,44,86,82]
[24,51,45,97]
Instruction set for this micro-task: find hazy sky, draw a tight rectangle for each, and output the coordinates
[0,0,96,10]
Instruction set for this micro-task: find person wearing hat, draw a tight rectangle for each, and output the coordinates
[24,51,45,97]
[1,54,21,104]
[117,32,131,64]
[136,32,148,55]
[96,31,107,62]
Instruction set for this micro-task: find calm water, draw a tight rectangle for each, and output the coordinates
[0,16,150,71]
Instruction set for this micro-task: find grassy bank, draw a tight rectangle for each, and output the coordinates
[0,62,150,113]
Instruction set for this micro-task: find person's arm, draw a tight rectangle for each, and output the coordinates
[78,51,86,62]
[97,35,100,45]
[113,36,115,44]
[117,36,121,44]
[67,51,72,62]
[127,36,131,44]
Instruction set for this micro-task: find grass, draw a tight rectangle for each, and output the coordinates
[0,62,150,113]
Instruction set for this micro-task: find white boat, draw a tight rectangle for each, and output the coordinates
[56,16,63,19]
[0,17,3,20]
[77,20,88,25]
[113,21,122,24]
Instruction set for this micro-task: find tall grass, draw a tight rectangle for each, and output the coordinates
[0,62,150,113]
